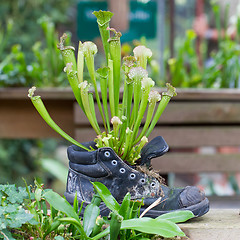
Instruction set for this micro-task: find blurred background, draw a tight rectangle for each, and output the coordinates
[1,0,240,206]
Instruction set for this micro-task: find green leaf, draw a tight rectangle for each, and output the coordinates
[83,204,100,237]
[118,193,131,219]
[58,217,87,239]
[156,210,194,223]
[44,190,79,221]
[120,218,185,238]
[8,208,33,229]
[92,182,120,212]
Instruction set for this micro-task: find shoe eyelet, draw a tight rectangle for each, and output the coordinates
[140,178,146,184]
[119,168,126,173]
[130,173,136,179]
[151,182,156,187]
[104,151,111,157]
[111,160,117,166]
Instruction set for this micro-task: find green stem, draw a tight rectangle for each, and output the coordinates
[109,29,122,117]
[108,58,115,117]
[89,92,101,134]
[122,128,133,160]
[131,77,142,127]
[126,83,133,127]
[58,34,84,111]
[80,83,101,135]
[145,83,176,137]
[84,48,107,131]
[130,87,151,144]
[134,101,156,144]
[77,41,84,84]
[145,96,171,138]
[97,67,110,132]
[30,96,89,151]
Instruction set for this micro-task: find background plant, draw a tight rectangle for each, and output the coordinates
[0,139,68,193]
[0,0,75,60]
[168,2,240,88]
[0,17,71,87]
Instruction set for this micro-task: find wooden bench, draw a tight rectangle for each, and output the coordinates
[1,88,240,175]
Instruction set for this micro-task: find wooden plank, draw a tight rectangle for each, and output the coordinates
[0,87,74,100]
[74,102,240,124]
[173,88,240,101]
[2,87,240,101]
[179,209,240,240]
[0,99,74,139]
[75,128,99,143]
[151,152,240,173]
[75,126,240,147]
[149,126,240,147]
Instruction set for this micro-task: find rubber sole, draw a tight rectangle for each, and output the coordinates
[64,191,210,218]
[140,197,210,218]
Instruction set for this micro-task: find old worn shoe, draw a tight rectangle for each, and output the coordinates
[64,137,209,217]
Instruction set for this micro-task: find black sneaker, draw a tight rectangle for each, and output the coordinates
[64,137,209,217]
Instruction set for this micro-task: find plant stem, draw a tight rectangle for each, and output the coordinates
[30,95,89,151]
[108,58,115,117]
[134,101,156,144]
[77,41,84,84]
[79,82,101,135]
[57,34,84,111]
[84,43,107,131]
[130,84,151,144]
[108,28,122,117]
[97,67,110,132]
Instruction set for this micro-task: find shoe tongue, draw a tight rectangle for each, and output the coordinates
[140,136,169,166]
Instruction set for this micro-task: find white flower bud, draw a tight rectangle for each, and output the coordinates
[148,90,161,103]
[64,62,73,73]
[111,116,122,126]
[28,86,36,98]
[128,67,148,81]
[82,41,98,56]
[140,136,148,144]
[79,81,91,91]
[133,46,152,60]
[141,77,155,90]
[163,83,177,98]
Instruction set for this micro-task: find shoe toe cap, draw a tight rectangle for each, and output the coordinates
[180,186,206,207]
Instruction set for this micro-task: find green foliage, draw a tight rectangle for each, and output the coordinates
[44,181,194,239]
[0,0,74,59]
[0,17,70,87]
[0,181,194,239]
[169,2,240,88]
[0,184,34,239]
[0,139,68,187]
[0,139,38,184]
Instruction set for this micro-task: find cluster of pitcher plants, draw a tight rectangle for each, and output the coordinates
[28,10,176,165]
